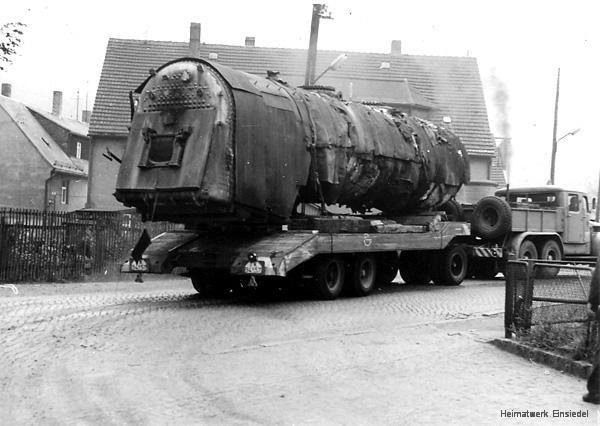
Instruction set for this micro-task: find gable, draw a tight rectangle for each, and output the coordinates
[0,95,87,176]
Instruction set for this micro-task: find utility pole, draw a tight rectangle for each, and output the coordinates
[549,68,560,185]
[76,89,80,121]
[304,4,332,86]
[597,169,600,222]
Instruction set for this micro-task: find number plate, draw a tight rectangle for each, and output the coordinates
[127,259,149,273]
[243,261,264,275]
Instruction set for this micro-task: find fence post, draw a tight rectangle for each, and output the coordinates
[504,261,515,338]
[0,216,5,281]
[523,259,535,331]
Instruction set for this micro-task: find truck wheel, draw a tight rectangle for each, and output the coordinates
[432,245,467,286]
[518,240,538,260]
[313,256,345,300]
[471,196,512,239]
[441,199,464,221]
[399,251,432,284]
[348,255,376,297]
[469,258,499,280]
[537,240,561,279]
[376,253,399,285]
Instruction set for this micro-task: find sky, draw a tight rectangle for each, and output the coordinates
[2,0,599,191]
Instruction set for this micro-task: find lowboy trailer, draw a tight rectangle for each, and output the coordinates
[123,213,472,299]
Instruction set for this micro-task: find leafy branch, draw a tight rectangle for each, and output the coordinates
[0,22,26,71]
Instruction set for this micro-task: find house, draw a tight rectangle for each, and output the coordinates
[88,23,503,210]
[0,86,90,211]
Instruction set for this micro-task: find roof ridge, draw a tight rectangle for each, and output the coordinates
[0,96,86,174]
[107,37,475,60]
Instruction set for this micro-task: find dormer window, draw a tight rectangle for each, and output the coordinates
[379,62,391,69]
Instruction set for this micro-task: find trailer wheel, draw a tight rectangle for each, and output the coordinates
[348,255,376,297]
[471,196,512,239]
[313,256,345,300]
[399,251,432,284]
[518,240,538,260]
[376,253,399,285]
[537,239,561,279]
[432,245,467,286]
[190,269,237,297]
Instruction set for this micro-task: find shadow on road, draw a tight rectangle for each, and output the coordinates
[109,277,504,312]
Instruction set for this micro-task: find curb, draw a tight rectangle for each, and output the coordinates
[490,338,593,379]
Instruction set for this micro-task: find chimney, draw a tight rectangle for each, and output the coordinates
[390,40,402,56]
[189,22,201,57]
[81,109,91,123]
[1,83,11,97]
[52,91,63,116]
[245,36,255,47]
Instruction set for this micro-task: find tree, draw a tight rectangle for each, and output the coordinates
[0,22,25,71]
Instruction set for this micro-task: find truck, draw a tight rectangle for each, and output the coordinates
[464,186,600,279]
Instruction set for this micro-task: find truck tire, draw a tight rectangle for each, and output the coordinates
[399,251,432,284]
[471,196,512,239]
[537,239,561,279]
[313,256,345,300]
[518,240,538,260]
[348,255,377,297]
[376,253,399,285]
[441,199,464,221]
[432,245,467,286]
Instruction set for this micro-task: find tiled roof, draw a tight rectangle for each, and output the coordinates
[27,105,89,137]
[0,95,88,176]
[90,38,496,156]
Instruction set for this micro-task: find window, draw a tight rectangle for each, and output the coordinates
[568,194,579,212]
[469,157,491,181]
[584,196,590,213]
[61,180,69,204]
[76,142,82,159]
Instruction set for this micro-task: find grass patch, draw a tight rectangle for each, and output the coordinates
[516,321,597,364]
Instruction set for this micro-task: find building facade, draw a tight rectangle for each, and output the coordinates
[0,90,90,211]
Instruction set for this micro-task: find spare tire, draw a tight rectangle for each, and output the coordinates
[441,198,465,221]
[471,196,512,239]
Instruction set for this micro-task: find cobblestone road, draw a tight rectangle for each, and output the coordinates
[0,277,598,425]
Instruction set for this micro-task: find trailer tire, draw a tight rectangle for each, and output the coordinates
[471,196,512,239]
[432,245,467,286]
[441,199,464,221]
[313,256,345,300]
[537,239,561,279]
[190,269,237,297]
[376,253,399,285]
[399,251,432,284]
[348,255,377,297]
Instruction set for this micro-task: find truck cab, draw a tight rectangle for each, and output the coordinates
[494,186,597,257]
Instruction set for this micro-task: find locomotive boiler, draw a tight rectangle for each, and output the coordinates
[114,57,470,226]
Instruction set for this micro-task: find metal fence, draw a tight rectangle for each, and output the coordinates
[0,208,179,283]
[505,259,597,360]
[505,260,594,336]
